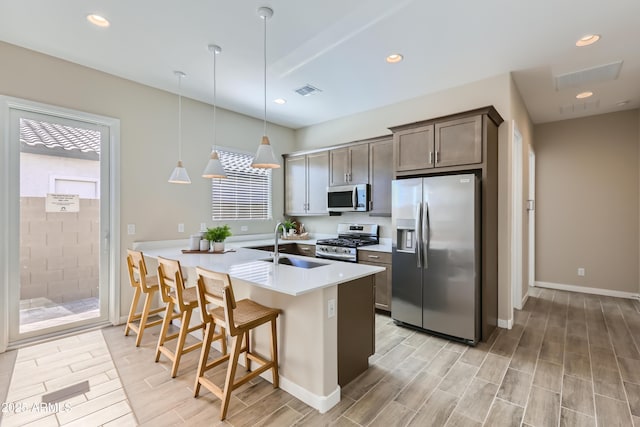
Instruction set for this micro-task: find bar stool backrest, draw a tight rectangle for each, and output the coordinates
[127,249,153,292]
[157,256,188,311]
[195,267,239,336]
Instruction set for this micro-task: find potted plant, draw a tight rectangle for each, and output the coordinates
[204,225,232,252]
[283,219,297,237]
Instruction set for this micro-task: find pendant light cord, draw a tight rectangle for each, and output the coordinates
[213,49,217,148]
[178,73,183,162]
[263,13,267,136]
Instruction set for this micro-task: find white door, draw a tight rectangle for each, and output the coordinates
[528,148,536,288]
[511,122,523,310]
[1,98,119,349]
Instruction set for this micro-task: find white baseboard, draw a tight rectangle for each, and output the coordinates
[521,291,529,308]
[174,324,341,413]
[498,318,513,329]
[535,281,640,300]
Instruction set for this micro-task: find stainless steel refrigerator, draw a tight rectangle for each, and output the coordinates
[391,174,480,344]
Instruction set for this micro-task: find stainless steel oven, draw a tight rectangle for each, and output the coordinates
[315,223,378,262]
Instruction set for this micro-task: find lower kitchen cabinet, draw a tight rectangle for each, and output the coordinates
[249,243,315,256]
[358,250,392,312]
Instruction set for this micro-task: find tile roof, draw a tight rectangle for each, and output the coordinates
[20,118,100,154]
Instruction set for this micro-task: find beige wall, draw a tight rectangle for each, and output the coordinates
[295,73,517,323]
[535,110,640,293]
[0,41,296,316]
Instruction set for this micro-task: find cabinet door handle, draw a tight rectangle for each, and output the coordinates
[435,151,440,163]
[344,173,348,182]
[300,247,310,252]
[429,152,434,164]
[367,255,380,259]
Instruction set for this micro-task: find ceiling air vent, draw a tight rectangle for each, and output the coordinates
[295,84,322,96]
[554,61,623,91]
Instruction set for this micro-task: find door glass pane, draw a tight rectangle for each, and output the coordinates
[18,117,101,333]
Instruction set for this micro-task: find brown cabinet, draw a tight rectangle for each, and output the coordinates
[295,244,315,256]
[394,124,435,172]
[249,243,315,257]
[284,151,329,216]
[393,114,483,173]
[368,137,393,216]
[435,115,482,167]
[329,144,369,186]
[358,250,392,312]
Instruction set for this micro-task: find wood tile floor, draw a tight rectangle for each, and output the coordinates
[1,287,640,426]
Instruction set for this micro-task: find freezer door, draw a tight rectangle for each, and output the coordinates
[391,178,423,327]
[422,174,480,342]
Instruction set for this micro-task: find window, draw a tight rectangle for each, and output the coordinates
[211,149,272,220]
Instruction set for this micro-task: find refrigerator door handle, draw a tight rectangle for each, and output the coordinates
[422,202,429,269]
[415,203,422,268]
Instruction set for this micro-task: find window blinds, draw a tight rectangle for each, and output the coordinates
[211,149,272,220]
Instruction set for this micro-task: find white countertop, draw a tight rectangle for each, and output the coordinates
[135,241,384,297]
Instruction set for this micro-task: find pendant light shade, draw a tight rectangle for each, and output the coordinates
[169,71,191,184]
[202,44,227,179]
[251,6,280,169]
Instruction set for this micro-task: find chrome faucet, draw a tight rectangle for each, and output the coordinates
[273,222,286,262]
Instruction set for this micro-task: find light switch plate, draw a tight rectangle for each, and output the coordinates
[200,223,207,232]
[178,223,184,233]
[127,224,135,235]
[328,299,336,318]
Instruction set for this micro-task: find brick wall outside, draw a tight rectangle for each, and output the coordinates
[20,197,100,303]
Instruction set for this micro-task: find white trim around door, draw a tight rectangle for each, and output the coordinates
[0,96,120,352]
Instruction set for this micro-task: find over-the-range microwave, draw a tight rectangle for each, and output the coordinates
[327,183,369,212]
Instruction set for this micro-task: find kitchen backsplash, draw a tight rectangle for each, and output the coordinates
[295,213,392,238]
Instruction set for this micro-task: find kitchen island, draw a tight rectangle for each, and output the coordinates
[133,240,384,413]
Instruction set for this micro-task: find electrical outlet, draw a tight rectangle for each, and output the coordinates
[127,224,136,235]
[578,267,585,276]
[200,223,207,232]
[178,223,184,233]
[328,299,336,318]
[241,226,248,232]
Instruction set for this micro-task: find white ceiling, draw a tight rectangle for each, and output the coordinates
[0,0,638,129]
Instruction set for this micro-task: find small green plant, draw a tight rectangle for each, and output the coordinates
[283,219,297,231]
[204,225,232,242]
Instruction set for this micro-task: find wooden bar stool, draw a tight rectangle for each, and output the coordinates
[155,256,205,378]
[193,266,281,421]
[124,250,165,347]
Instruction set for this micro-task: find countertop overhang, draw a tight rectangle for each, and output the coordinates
[134,240,385,296]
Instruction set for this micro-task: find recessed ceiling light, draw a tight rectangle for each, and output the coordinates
[576,34,600,47]
[576,91,593,99]
[273,98,287,105]
[386,54,403,64]
[87,14,110,28]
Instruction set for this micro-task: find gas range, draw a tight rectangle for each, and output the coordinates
[315,224,379,262]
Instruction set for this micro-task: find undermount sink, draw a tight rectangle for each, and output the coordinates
[259,257,327,269]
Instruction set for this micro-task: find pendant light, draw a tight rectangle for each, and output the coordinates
[202,44,228,179]
[168,71,191,184]
[251,6,280,169]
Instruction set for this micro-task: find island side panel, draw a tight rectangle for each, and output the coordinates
[232,279,339,399]
[337,275,375,386]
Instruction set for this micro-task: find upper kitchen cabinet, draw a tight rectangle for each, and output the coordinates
[368,137,393,216]
[284,151,329,216]
[329,144,369,186]
[434,115,482,167]
[390,106,503,177]
[393,124,435,172]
